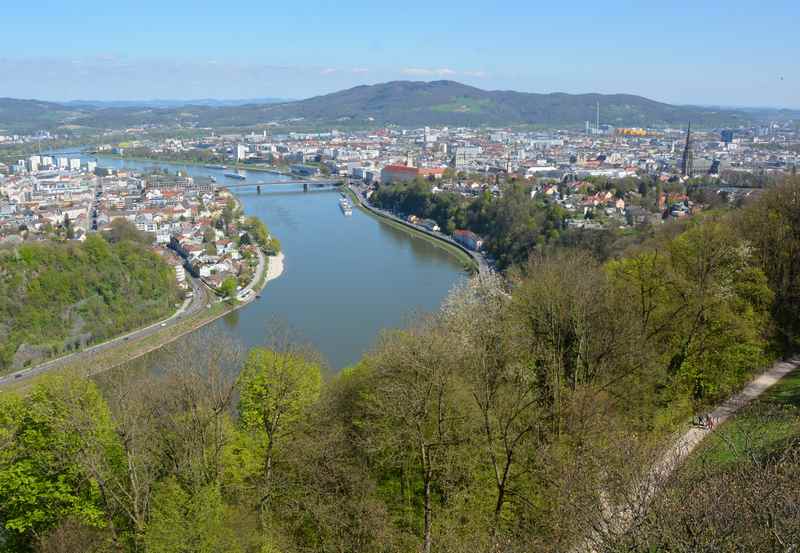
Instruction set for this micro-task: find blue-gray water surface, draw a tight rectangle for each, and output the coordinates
[82,156,465,369]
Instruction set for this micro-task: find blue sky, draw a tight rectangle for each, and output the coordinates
[1,0,797,107]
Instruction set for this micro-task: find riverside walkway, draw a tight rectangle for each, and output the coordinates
[347,184,491,276]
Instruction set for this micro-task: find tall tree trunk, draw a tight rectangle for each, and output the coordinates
[259,433,275,527]
[422,444,433,553]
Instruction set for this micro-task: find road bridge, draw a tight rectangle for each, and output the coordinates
[218,179,341,193]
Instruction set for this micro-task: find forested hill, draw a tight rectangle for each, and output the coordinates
[252,80,751,128]
[0,81,754,132]
[0,233,181,372]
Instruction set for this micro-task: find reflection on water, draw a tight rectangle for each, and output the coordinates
[222,309,240,329]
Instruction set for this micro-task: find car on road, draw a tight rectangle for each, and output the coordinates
[160,322,167,327]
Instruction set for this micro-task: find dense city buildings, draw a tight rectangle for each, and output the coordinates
[0,159,264,295]
[2,120,798,261]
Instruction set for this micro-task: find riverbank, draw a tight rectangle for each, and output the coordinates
[2,237,284,394]
[3,251,284,394]
[266,251,285,282]
[344,185,486,275]
[96,153,295,176]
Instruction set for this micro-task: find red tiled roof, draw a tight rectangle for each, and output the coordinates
[382,165,419,174]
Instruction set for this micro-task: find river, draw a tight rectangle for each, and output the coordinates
[81,156,466,369]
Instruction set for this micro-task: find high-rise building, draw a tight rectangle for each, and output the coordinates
[236,144,247,162]
[721,129,734,144]
[69,158,81,171]
[28,155,41,172]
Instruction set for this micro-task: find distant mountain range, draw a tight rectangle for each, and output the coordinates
[61,98,290,109]
[0,81,782,133]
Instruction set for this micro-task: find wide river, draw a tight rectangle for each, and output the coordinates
[85,156,466,369]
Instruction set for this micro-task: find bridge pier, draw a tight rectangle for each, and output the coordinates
[303,182,309,192]
[256,185,261,194]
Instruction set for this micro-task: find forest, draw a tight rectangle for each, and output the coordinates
[0,227,181,373]
[0,177,799,552]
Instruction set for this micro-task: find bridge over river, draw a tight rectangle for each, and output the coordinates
[219,178,342,193]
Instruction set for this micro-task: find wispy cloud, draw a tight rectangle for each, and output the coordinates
[351,67,369,74]
[320,67,337,75]
[463,70,488,78]
[401,67,457,77]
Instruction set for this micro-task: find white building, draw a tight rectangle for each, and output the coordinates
[236,144,247,162]
[69,158,81,171]
[453,145,482,169]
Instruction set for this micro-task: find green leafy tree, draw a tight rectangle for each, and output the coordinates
[107,218,151,245]
[220,276,237,299]
[237,348,321,516]
[265,237,281,255]
[242,217,270,248]
[222,199,237,227]
[144,479,241,553]
[0,376,118,551]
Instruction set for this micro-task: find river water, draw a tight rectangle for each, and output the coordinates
[83,156,465,369]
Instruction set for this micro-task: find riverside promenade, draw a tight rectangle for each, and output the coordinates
[347,184,491,276]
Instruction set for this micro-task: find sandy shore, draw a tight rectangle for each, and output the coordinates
[265,251,285,283]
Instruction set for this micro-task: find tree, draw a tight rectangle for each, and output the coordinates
[366,322,475,553]
[242,217,269,248]
[736,176,800,350]
[221,199,237,227]
[510,251,643,433]
[144,479,241,553]
[265,237,281,255]
[107,219,151,245]
[237,348,322,517]
[220,276,237,299]
[443,278,543,539]
[608,217,772,406]
[0,375,118,551]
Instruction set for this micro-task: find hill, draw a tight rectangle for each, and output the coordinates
[0,81,758,132]
[0,234,181,372]
[250,80,751,128]
[0,98,90,133]
[62,97,290,109]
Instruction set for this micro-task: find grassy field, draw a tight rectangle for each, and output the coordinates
[690,366,800,467]
[430,97,494,113]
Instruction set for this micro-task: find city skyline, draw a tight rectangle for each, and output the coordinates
[1,0,797,108]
